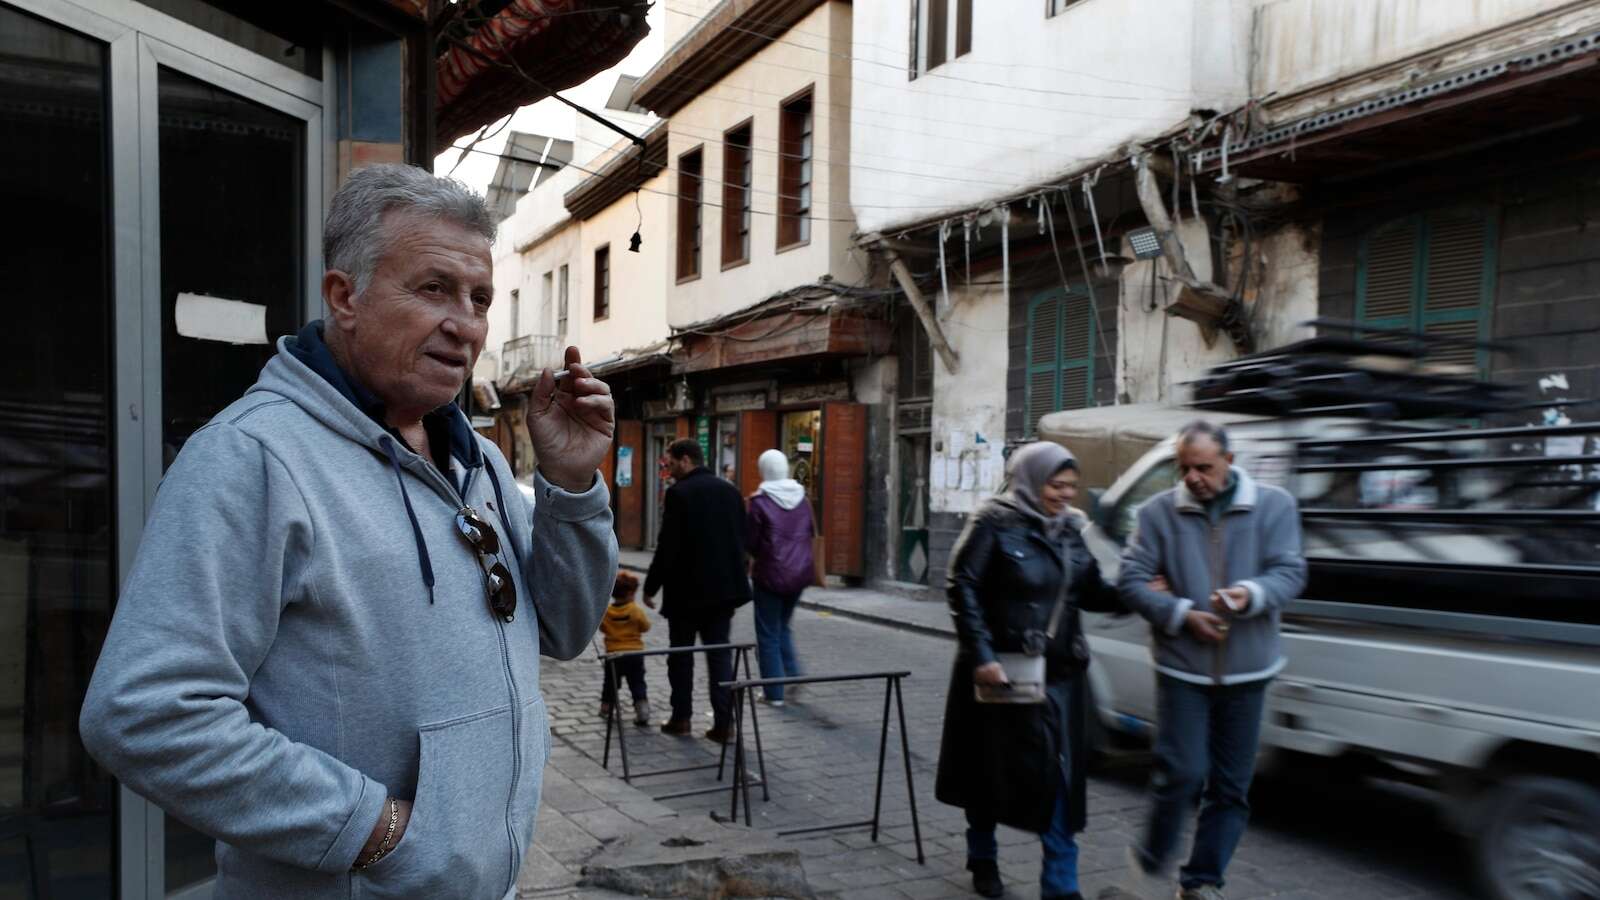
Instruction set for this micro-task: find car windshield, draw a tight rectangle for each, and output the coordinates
[1107,458,1176,544]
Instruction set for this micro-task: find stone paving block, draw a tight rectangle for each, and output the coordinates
[569,807,643,842]
[516,844,579,894]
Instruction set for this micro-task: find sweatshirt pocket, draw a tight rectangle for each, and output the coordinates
[355,705,516,900]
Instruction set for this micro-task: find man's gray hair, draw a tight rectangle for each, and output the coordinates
[1177,419,1230,453]
[323,164,495,294]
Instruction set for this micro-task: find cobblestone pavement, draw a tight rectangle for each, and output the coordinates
[537,596,1477,899]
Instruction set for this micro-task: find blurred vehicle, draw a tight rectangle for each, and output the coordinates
[1043,333,1600,900]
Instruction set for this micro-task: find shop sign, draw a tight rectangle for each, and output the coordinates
[696,416,712,465]
[778,380,850,406]
[713,389,768,413]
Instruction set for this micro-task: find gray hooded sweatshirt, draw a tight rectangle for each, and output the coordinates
[1117,467,1306,685]
[80,334,617,898]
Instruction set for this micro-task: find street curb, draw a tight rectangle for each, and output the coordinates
[795,598,955,642]
[620,561,956,642]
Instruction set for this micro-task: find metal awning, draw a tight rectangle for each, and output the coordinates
[1191,28,1600,181]
[435,0,651,147]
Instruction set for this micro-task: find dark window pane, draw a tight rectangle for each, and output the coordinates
[157,65,306,889]
[0,5,115,895]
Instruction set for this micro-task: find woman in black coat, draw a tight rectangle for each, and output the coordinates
[935,442,1122,900]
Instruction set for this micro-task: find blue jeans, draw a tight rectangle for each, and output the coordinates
[752,587,802,701]
[1138,675,1268,891]
[966,780,1080,897]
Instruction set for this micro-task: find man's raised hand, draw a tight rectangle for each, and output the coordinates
[528,346,615,492]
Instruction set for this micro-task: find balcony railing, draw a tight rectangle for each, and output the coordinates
[500,334,563,385]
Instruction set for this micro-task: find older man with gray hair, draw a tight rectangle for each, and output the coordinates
[81,164,618,898]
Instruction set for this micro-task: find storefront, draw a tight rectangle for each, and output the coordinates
[0,1,642,895]
[661,300,892,579]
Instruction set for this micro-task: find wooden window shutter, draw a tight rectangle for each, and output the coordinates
[1359,211,1492,372]
[926,0,948,70]
[1360,221,1417,326]
[1422,211,1491,370]
[1026,290,1095,434]
[821,402,866,577]
[955,0,973,57]
[1026,294,1061,435]
[737,411,777,500]
[1060,297,1092,408]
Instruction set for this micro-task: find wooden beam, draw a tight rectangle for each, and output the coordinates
[1133,153,1252,352]
[883,251,960,375]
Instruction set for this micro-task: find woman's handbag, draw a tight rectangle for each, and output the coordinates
[974,573,1071,705]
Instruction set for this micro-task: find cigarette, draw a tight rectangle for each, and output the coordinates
[552,369,572,381]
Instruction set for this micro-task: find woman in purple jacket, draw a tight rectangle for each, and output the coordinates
[744,449,816,706]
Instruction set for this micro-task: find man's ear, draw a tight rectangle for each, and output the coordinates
[1224,451,1235,464]
[323,270,360,329]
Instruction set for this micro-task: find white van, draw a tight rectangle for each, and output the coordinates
[1041,406,1600,900]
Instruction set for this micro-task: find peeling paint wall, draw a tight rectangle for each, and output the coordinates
[929,282,1009,517]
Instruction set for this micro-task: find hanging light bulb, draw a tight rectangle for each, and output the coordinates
[628,230,642,253]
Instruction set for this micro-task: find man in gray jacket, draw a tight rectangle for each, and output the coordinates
[1114,421,1306,900]
[80,165,618,898]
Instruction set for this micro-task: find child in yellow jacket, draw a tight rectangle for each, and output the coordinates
[600,571,653,725]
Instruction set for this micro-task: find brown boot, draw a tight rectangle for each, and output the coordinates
[704,724,733,744]
[660,718,692,736]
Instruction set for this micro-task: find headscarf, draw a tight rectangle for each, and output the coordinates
[756,449,807,510]
[991,441,1079,538]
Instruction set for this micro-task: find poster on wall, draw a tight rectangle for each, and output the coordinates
[616,446,634,487]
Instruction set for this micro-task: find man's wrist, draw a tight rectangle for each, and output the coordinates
[538,466,596,494]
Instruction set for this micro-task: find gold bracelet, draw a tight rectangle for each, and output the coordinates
[354,798,399,870]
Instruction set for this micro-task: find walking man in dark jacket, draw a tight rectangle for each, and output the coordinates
[644,438,751,742]
[1112,421,1306,900]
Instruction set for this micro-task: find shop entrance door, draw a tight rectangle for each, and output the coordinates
[142,32,321,896]
[897,435,931,584]
[5,2,325,896]
[0,6,118,896]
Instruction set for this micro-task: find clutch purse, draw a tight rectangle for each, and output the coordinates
[973,575,1070,705]
[973,652,1047,703]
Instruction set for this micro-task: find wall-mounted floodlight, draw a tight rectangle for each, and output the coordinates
[1127,227,1163,259]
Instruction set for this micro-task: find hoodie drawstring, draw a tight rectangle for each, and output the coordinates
[380,436,436,604]
[482,463,527,578]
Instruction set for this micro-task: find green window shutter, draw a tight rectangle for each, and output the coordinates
[1026,294,1061,436]
[1359,220,1417,327]
[1358,209,1494,375]
[1421,211,1493,372]
[1025,289,1095,435]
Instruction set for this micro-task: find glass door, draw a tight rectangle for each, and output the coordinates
[135,33,321,896]
[0,6,117,896]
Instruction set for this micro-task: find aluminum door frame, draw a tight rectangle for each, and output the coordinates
[7,2,326,897]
